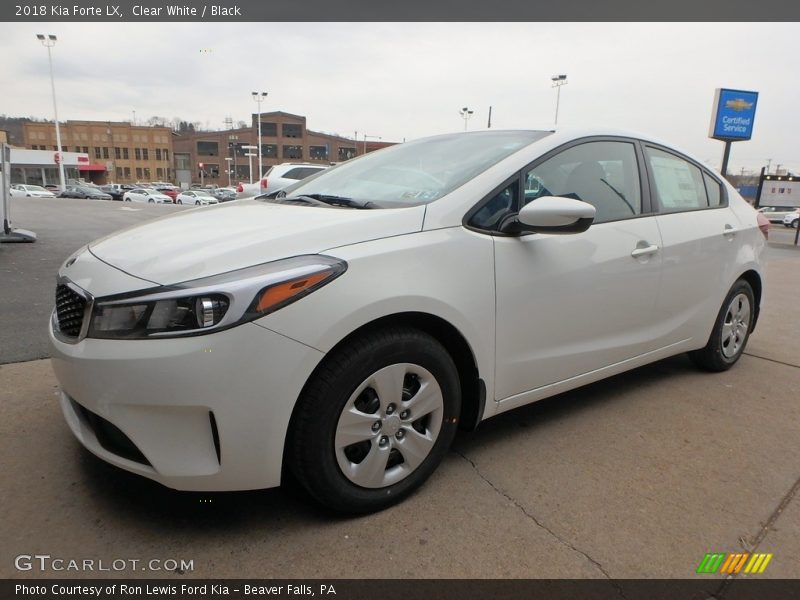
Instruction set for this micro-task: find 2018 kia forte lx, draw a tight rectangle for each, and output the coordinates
[50,130,765,513]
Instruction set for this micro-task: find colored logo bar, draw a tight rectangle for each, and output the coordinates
[697,553,773,574]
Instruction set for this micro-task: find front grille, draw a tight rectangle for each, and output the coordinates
[55,284,87,338]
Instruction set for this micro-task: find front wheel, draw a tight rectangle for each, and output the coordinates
[177,199,182,205]
[195,200,200,205]
[289,328,461,514]
[148,199,154,204]
[689,279,755,371]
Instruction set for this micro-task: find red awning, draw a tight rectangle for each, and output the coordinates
[78,163,107,172]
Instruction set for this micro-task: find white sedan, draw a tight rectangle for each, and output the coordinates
[122,188,173,204]
[49,129,765,514]
[10,184,57,198]
[176,190,219,206]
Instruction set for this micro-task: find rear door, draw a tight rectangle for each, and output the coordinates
[643,145,742,347]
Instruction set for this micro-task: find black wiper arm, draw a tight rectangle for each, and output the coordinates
[278,195,331,207]
[301,194,378,209]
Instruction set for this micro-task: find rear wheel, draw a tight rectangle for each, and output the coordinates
[148,199,154,203]
[177,199,182,205]
[289,328,461,514]
[689,279,754,372]
[195,200,200,205]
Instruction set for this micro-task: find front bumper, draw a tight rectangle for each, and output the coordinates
[50,320,323,491]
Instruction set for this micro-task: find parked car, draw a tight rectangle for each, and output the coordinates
[122,188,173,204]
[10,184,56,198]
[155,185,180,202]
[758,206,798,223]
[99,184,125,201]
[49,129,765,514]
[59,185,112,200]
[782,209,800,228]
[236,163,329,199]
[212,187,238,202]
[176,190,219,205]
[44,184,61,192]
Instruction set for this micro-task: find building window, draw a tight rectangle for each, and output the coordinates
[143,168,151,180]
[283,145,303,159]
[136,167,143,179]
[309,145,329,160]
[82,146,88,154]
[163,149,169,161]
[155,148,162,161]
[74,146,81,153]
[135,148,141,160]
[94,147,101,159]
[260,122,277,137]
[197,141,219,156]
[122,148,129,159]
[156,168,164,179]
[102,147,109,159]
[175,153,191,170]
[124,167,131,179]
[338,147,357,161]
[116,167,123,180]
[282,124,302,138]
[115,147,121,159]
[142,148,149,160]
[261,144,278,158]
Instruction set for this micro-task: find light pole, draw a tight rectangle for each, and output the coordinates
[252,91,268,180]
[459,107,474,131]
[363,134,381,155]
[551,74,568,126]
[37,34,66,190]
[224,157,233,186]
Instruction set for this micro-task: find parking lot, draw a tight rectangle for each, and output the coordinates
[1,197,799,586]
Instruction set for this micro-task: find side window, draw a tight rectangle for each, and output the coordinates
[645,147,709,211]
[283,168,306,180]
[469,180,519,231]
[523,141,642,224]
[703,172,723,207]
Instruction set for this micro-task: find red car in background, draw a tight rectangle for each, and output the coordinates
[155,185,179,203]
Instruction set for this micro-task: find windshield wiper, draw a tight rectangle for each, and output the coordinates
[276,195,330,207]
[290,194,378,209]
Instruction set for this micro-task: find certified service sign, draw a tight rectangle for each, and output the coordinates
[709,88,759,141]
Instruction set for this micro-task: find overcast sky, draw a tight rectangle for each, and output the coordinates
[2,22,798,174]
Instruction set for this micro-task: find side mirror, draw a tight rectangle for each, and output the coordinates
[502,196,595,235]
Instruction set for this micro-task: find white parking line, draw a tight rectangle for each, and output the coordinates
[119,207,142,212]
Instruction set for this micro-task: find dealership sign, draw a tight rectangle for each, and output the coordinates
[709,88,759,141]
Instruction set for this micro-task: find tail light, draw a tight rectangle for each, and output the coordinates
[260,178,268,189]
[236,183,243,193]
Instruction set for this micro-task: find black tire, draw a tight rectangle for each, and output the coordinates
[289,327,461,514]
[148,199,154,203]
[177,200,182,205]
[195,200,200,205]
[689,279,755,372]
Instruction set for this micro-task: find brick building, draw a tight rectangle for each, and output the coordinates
[22,120,174,185]
[172,111,362,186]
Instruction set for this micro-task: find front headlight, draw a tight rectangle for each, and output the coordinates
[87,255,346,340]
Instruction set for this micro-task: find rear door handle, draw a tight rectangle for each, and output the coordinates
[723,224,742,236]
[631,244,659,258]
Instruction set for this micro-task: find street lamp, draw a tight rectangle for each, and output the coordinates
[363,134,381,155]
[242,145,257,183]
[224,157,233,186]
[459,107,474,131]
[36,34,66,190]
[251,91,268,181]
[551,74,568,126]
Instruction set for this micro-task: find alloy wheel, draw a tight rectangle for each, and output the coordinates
[721,293,750,359]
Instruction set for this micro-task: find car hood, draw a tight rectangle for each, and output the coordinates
[88,200,426,285]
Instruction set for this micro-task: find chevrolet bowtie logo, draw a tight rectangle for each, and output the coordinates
[725,98,754,112]
[697,552,773,574]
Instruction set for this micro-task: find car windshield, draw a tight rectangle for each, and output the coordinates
[27,186,49,192]
[263,131,550,208]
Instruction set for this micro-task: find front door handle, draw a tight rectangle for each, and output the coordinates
[723,224,742,236]
[631,244,659,258]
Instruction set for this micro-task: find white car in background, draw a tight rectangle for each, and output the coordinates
[10,184,57,198]
[49,129,765,514]
[758,206,797,223]
[123,188,173,204]
[176,190,219,206]
[236,163,329,199]
[782,209,800,228]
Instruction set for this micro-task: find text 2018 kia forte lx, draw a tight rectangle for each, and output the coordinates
[50,130,765,513]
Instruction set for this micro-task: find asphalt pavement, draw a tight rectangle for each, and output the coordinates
[0,196,798,588]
